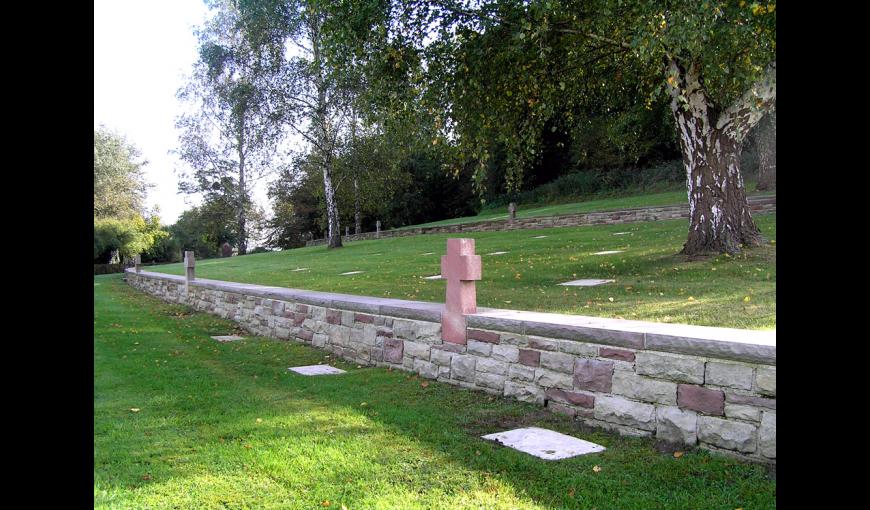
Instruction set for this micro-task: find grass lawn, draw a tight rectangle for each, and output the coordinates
[149,214,776,330]
[403,187,774,230]
[94,275,776,509]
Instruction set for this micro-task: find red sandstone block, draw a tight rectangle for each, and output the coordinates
[384,338,404,363]
[545,388,595,408]
[678,384,725,415]
[467,329,500,344]
[297,330,313,341]
[292,313,306,326]
[326,309,342,325]
[518,349,540,367]
[599,347,636,362]
[573,359,614,393]
[355,313,374,324]
[296,304,309,313]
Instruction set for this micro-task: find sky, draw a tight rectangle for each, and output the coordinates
[94,0,271,226]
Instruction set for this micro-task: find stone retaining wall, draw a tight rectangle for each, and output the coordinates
[306,196,776,247]
[126,270,776,463]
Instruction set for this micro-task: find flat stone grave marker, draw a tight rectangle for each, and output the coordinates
[340,271,365,275]
[211,335,244,342]
[481,427,605,460]
[488,251,509,256]
[423,274,442,280]
[421,252,434,255]
[613,232,631,235]
[592,250,624,255]
[532,235,548,239]
[558,279,615,287]
[288,365,347,376]
[290,267,309,272]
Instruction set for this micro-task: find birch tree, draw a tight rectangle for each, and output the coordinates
[176,0,284,255]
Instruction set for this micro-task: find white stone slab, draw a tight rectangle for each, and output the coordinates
[558,279,615,287]
[488,251,509,256]
[421,252,434,255]
[211,335,244,342]
[423,275,443,280]
[532,235,548,239]
[592,250,624,255]
[290,268,309,272]
[481,427,605,460]
[288,364,347,376]
[340,271,365,275]
[613,232,631,235]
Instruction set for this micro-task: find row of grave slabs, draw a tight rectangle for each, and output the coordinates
[290,231,633,287]
[212,334,605,460]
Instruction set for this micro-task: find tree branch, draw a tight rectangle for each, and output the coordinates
[716,61,776,143]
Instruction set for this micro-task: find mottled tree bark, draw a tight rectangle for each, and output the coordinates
[237,119,248,255]
[666,59,775,255]
[755,111,776,191]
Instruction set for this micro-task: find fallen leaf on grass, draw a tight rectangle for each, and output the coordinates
[360,402,367,407]
[568,488,575,497]
[673,451,684,458]
[129,408,140,413]
[420,382,429,388]
[256,418,262,423]
[321,501,331,507]
[592,465,601,473]
[142,474,151,481]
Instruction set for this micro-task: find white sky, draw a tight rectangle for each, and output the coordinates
[94,0,272,226]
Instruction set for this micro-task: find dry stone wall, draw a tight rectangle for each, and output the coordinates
[126,270,776,463]
[306,196,776,247]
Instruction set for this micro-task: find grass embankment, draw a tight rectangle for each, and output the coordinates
[94,276,776,509]
[150,214,776,330]
[405,187,774,230]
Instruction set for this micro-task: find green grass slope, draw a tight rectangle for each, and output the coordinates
[149,214,776,330]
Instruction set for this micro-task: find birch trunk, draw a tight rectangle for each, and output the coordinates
[755,111,776,191]
[237,119,248,255]
[311,15,342,249]
[667,59,775,255]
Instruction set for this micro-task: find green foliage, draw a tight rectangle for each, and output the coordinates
[94,127,150,220]
[93,215,167,263]
[169,199,241,259]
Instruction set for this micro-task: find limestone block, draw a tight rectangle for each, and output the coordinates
[635,352,705,384]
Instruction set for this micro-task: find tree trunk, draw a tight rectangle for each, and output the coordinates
[755,111,776,191]
[311,17,342,249]
[666,59,775,255]
[237,116,248,255]
[351,114,361,235]
[323,161,342,248]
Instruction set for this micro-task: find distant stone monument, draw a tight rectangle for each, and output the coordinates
[441,238,482,344]
[508,202,517,221]
[133,254,141,273]
[346,226,350,237]
[221,242,233,257]
[376,220,381,239]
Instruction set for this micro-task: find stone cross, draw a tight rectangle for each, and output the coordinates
[376,220,381,238]
[508,202,517,221]
[133,254,141,273]
[440,238,481,344]
[346,225,349,237]
[184,251,195,294]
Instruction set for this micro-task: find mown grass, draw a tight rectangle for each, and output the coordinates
[150,214,776,330]
[94,275,776,509]
[404,187,774,230]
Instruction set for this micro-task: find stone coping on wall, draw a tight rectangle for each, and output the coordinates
[128,269,775,365]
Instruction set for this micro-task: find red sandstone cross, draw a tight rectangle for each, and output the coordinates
[441,238,482,344]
